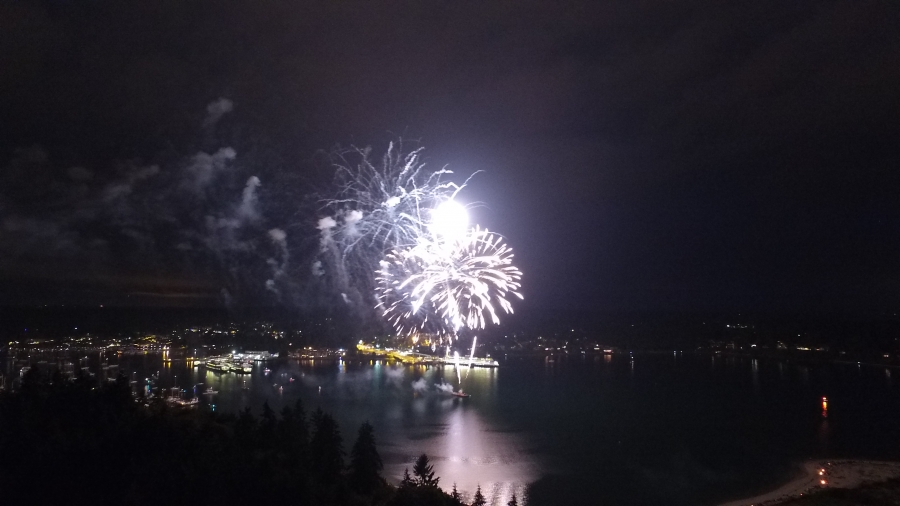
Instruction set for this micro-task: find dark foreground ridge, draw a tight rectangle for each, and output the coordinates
[0,365,468,506]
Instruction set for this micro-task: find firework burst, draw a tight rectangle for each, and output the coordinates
[319,141,474,259]
[376,226,523,339]
[314,141,478,313]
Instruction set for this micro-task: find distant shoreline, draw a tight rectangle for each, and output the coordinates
[718,460,900,506]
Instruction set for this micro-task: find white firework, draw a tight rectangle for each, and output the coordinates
[319,141,473,260]
[315,141,478,310]
[376,227,523,339]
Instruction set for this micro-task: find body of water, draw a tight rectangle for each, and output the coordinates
[8,350,900,505]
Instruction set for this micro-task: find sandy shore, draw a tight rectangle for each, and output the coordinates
[718,459,900,506]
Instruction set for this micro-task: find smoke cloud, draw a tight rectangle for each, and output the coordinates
[411,378,428,393]
[0,99,296,307]
[385,367,404,388]
[203,97,234,127]
[435,380,455,394]
[184,147,236,193]
[102,164,159,202]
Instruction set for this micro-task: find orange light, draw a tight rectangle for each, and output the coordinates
[820,479,827,485]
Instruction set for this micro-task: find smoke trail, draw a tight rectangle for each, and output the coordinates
[238,176,261,221]
[265,228,289,295]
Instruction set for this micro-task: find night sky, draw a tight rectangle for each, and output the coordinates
[1,1,898,318]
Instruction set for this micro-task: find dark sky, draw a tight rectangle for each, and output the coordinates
[1,0,898,317]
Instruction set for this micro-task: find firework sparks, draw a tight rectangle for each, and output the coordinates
[315,141,479,314]
[376,226,523,339]
[466,335,477,379]
[318,142,473,264]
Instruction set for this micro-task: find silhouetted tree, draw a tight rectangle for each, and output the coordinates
[400,468,414,488]
[310,407,345,499]
[388,479,460,506]
[507,491,518,506]
[260,400,277,441]
[234,406,257,449]
[451,483,462,504]
[282,398,310,456]
[278,399,310,464]
[472,485,486,506]
[413,453,438,488]
[349,421,384,494]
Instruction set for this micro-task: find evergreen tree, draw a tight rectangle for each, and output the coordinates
[260,400,277,440]
[400,468,414,488]
[413,453,438,488]
[278,399,310,499]
[284,398,310,457]
[293,398,309,441]
[234,407,256,443]
[451,483,462,504]
[310,408,345,485]
[278,404,295,451]
[507,491,518,506]
[472,485,486,506]
[349,421,384,494]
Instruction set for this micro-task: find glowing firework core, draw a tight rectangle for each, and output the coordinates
[430,200,469,243]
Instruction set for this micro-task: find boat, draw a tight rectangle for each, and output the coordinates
[203,387,218,395]
[232,361,253,374]
[451,390,470,398]
[206,359,232,373]
[166,396,199,407]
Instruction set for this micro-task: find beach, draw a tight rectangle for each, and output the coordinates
[719,460,900,506]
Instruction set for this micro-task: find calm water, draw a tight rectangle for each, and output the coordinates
[9,351,900,505]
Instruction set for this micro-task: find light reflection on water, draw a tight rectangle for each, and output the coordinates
[319,362,535,505]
